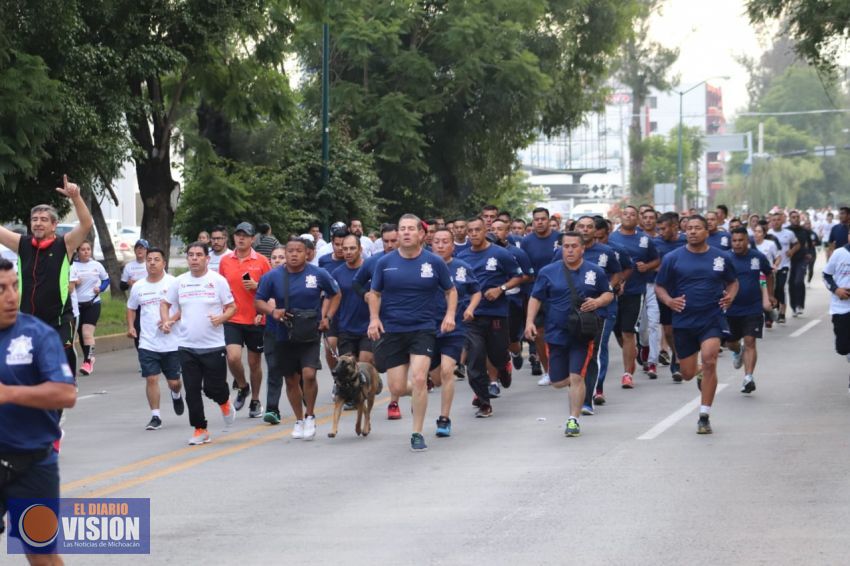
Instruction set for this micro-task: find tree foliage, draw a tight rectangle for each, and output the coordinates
[630,126,702,202]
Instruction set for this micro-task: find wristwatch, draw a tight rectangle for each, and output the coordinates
[499,284,508,292]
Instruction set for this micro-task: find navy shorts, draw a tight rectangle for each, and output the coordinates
[138,349,182,379]
[614,293,643,336]
[548,341,595,383]
[274,341,321,376]
[726,314,764,341]
[373,331,435,373]
[659,302,673,326]
[674,318,726,359]
[508,300,524,342]
[0,456,59,546]
[430,334,466,370]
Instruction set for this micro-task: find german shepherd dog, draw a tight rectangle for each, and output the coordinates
[328,354,383,438]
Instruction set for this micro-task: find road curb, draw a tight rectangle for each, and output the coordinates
[87,333,135,353]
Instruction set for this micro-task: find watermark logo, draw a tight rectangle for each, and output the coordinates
[7,498,150,554]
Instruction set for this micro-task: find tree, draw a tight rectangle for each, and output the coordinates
[630,126,702,205]
[296,0,637,219]
[727,157,822,212]
[747,0,850,73]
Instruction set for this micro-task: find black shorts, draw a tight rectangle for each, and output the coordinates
[325,317,339,339]
[224,322,265,353]
[659,302,673,326]
[50,311,76,349]
[833,312,850,356]
[77,300,102,326]
[674,317,726,359]
[508,300,524,343]
[430,334,466,370]
[726,314,764,341]
[614,293,643,336]
[274,340,321,376]
[138,349,182,379]
[338,332,372,357]
[373,330,435,372]
[0,457,59,545]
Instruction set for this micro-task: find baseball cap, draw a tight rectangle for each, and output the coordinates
[298,234,316,249]
[330,221,346,232]
[134,239,150,249]
[234,222,255,236]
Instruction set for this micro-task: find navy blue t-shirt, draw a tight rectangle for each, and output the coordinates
[829,223,849,247]
[319,253,346,273]
[0,313,74,454]
[332,263,369,335]
[502,243,533,306]
[707,231,731,251]
[531,261,611,347]
[434,258,480,337]
[353,251,384,294]
[371,250,454,333]
[653,234,687,259]
[452,239,472,256]
[256,264,340,341]
[727,248,773,317]
[521,231,562,274]
[609,230,658,295]
[655,246,737,329]
[457,243,522,317]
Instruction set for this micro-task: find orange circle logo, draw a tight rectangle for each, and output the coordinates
[18,504,59,548]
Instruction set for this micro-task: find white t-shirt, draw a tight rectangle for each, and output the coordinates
[121,260,148,285]
[127,274,180,352]
[823,246,850,315]
[208,249,232,273]
[165,270,234,349]
[69,265,81,318]
[73,260,109,303]
[755,239,780,268]
[768,228,798,270]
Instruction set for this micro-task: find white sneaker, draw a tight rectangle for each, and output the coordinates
[732,350,743,370]
[292,420,305,439]
[221,400,236,428]
[537,373,551,386]
[303,415,317,440]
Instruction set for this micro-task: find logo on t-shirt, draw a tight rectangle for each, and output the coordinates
[639,236,649,248]
[750,257,760,270]
[485,258,498,271]
[598,254,608,268]
[721,236,729,247]
[455,267,467,282]
[713,257,725,271]
[305,274,318,288]
[421,263,434,278]
[6,335,33,365]
[584,270,597,286]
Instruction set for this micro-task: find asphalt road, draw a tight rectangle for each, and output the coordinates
[23,277,850,564]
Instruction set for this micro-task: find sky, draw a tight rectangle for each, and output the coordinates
[649,0,772,119]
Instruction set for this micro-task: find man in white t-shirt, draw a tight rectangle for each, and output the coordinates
[122,238,150,349]
[822,243,850,392]
[208,226,233,273]
[161,241,237,445]
[349,218,373,258]
[768,212,800,323]
[127,246,185,431]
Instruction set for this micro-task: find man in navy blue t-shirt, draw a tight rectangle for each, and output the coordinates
[458,217,523,417]
[656,215,738,434]
[0,259,76,554]
[654,212,687,381]
[526,232,613,437]
[332,235,372,364]
[368,215,456,452]
[725,228,774,394]
[318,229,348,369]
[706,211,731,251]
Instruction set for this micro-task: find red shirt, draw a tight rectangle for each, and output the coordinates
[219,249,271,325]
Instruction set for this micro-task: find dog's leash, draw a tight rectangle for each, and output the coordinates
[322,333,340,362]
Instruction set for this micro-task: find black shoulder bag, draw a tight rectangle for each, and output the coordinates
[564,264,604,343]
[283,269,320,343]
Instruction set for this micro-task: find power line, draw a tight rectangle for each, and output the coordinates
[738,109,850,116]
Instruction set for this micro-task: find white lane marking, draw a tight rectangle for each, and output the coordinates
[790,319,821,337]
[637,384,729,440]
[76,391,108,401]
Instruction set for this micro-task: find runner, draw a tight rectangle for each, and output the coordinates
[252,222,280,260]
[525,232,613,437]
[349,218,374,258]
[260,244,287,425]
[786,210,814,317]
[637,207,662,378]
[367,214,456,451]
[491,219,533,373]
[160,242,237,445]
[0,257,76,561]
[430,228,481,437]
[255,238,340,440]
[331,235,373,364]
[706,211,731,251]
[208,225,232,273]
[827,207,849,258]
[655,215,738,434]
[822,240,850,392]
[218,222,271,418]
[653,212,687,381]
[768,212,799,323]
[72,241,109,376]
[120,239,149,350]
[452,218,471,255]
[126,247,185,430]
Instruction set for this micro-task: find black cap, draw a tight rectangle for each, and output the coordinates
[234,222,255,236]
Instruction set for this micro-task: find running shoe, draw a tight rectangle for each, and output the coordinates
[436,416,452,438]
[488,382,501,398]
[792,308,799,318]
[472,395,481,407]
[658,350,672,366]
[646,363,657,380]
[220,400,236,427]
[145,416,162,430]
[732,350,743,370]
[537,373,551,386]
[593,390,606,405]
[765,318,774,330]
[188,428,210,445]
[778,313,786,324]
[303,415,317,440]
[387,401,402,420]
[263,410,281,425]
[410,432,428,452]
[797,308,804,317]
[234,385,250,411]
[475,404,493,418]
[696,368,703,391]
[530,355,543,376]
[621,373,634,389]
[79,359,94,376]
[172,394,185,416]
[741,376,756,394]
[499,360,513,388]
[581,404,594,416]
[427,377,435,393]
[292,420,304,439]
[248,400,264,418]
[637,345,649,366]
[671,367,683,383]
[511,351,524,370]
[564,418,581,437]
[454,364,467,380]
[697,414,712,434]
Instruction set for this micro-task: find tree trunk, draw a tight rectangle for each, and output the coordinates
[88,190,125,298]
[629,91,644,199]
[137,156,176,259]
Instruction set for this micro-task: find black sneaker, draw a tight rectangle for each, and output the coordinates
[530,355,543,376]
[454,364,467,380]
[436,416,452,437]
[172,395,185,416]
[658,350,671,366]
[511,351,524,370]
[234,385,250,411]
[145,416,162,430]
[410,433,428,452]
[741,377,756,394]
[475,404,493,418]
[697,413,712,434]
[778,313,786,324]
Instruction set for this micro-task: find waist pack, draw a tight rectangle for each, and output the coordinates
[563,264,603,342]
[283,269,320,343]
[0,446,53,490]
